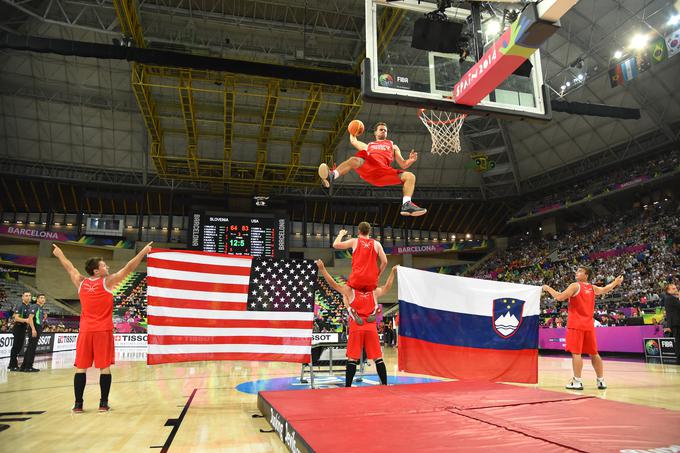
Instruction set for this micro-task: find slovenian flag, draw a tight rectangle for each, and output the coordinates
[397,267,541,383]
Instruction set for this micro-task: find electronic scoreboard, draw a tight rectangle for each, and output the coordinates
[189,212,287,258]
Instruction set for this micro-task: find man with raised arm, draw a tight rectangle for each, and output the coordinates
[318,122,427,216]
[316,260,397,387]
[52,242,152,412]
[333,221,388,292]
[543,267,623,390]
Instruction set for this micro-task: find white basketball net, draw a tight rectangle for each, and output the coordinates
[418,109,467,155]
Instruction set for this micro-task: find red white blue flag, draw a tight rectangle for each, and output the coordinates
[146,250,316,365]
[397,267,540,383]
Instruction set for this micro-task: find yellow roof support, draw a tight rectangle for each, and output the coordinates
[223,76,236,181]
[320,88,362,166]
[286,84,322,183]
[112,0,146,48]
[178,70,198,177]
[254,80,280,185]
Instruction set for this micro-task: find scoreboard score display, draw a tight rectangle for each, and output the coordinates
[190,212,288,258]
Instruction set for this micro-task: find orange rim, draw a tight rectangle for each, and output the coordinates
[418,109,467,125]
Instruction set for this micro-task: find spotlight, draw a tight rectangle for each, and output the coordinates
[484,19,501,36]
[613,50,623,59]
[669,14,680,26]
[560,85,566,90]
[629,33,649,50]
[577,73,584,81]
[565,81,571,87]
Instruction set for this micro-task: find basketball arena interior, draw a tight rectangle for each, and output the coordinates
[0,0,679,451]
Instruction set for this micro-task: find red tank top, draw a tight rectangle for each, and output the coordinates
[348,237,379,291]
[349,289,377,331]
[78,277,114,332]
[366,140,394,167]
[567,282,595,331]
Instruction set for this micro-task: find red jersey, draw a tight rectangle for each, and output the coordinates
[567,282,595,331]
[365,140,395,167]
[348,237,379,291]
[349,289,377,332]
[78,277,114,332]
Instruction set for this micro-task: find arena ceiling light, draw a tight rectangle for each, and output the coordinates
[613,50,623,59]
[668,14,680,26]
[629,33,650,50]
[484,19,502,36]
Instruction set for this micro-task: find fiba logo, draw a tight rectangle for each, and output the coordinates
[378,73,394,87]
[645,339,660,356]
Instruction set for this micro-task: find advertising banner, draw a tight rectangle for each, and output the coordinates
[113,333,148,348]
[0,225,73,242]
[0,333,13,358]
[540,325,664,353]
[53,333,79,352]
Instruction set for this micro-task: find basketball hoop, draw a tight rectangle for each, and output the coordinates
[418,109,467,155]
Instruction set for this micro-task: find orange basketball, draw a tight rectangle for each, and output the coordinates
[348,119,364,136]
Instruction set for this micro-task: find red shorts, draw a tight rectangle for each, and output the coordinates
[74,331,115,369]
[347,328,382,360]
[348,276,377,292]
[565,328,598,355]
[354,150,404,187]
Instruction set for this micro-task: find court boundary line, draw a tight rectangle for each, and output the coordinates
[151,388,197,452]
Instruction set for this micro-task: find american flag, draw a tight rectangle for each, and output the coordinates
[146,249,317,365]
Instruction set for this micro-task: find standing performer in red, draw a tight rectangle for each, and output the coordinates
[316,260,397,387]
[52,242,152,412]
[543,267,623,390]
[318,122,427,216]
[333,221,387,292]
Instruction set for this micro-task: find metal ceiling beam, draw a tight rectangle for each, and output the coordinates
[223,76,235,180]
[112,0,145,47]
[555,8,677,143]
[320,88,361,165]
[131,64,166,175]
[286,84,322,183]
[254,79,280,186]
[178,70,198,177]
[497,120,521,194]
[520,123,677,193]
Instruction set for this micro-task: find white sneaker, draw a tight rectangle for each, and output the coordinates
[596,378,607,390]
[565,378,583,390]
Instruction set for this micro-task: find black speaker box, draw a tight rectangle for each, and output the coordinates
[512,59,533,77]
[411,18,463,53]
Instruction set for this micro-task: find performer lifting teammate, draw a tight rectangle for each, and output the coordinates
[52,242,152,412]
[318,122,427,217]
[316,260,397,387]
[543,267,623,390]
[333,221,387,292]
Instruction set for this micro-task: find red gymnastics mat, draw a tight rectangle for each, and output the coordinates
[257,381,680,452]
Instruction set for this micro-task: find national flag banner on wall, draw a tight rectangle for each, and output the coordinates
[665,27,680,58]
[651,36,668,64]
[608,64,624,88]
[146,250,316,365]
[635,48,652,73]
[397,267,541,383]
[620,57,638,83]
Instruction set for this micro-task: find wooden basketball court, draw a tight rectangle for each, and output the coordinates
[1,348,678,452]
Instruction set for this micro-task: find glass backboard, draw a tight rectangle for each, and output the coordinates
[363,0,551,121]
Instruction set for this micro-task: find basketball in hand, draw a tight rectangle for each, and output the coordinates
[348,119,364,136]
